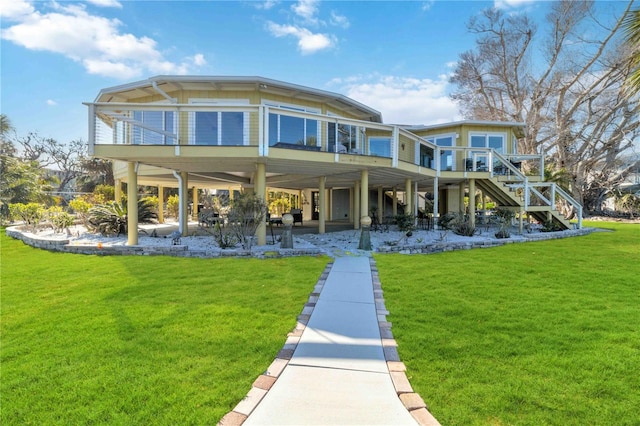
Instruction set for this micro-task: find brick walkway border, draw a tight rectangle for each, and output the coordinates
[218,258,441,426]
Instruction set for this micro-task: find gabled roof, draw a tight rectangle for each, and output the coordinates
[94,75,383,123]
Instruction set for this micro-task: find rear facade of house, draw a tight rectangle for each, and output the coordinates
[86,75,581,245]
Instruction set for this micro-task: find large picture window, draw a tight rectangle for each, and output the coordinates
[428,135,455,171]
[368,137,391,158]
[267,102,319,147]
[132,110,175,145]
[328,122,361,153]
[190,99,248,146]
[470,133,505,170]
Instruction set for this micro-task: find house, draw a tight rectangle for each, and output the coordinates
[86,75,581,245]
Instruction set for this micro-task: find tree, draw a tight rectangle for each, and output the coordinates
[14,132,86,193]
[623,7,640,93]
[450,1,640,215]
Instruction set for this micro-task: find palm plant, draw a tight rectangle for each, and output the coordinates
[88,199,157,236]
[623,8,640,94]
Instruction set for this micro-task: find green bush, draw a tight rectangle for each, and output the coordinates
[9,202,44,232]
[88,199,158,236]
[68,197,94,227]
[226,193,268,249]
[167,194,180,218]
[494,207,515,239]
[439,211,477,237]
[394,213,414,232]
[541,219,563,232]
[46,206,74,233]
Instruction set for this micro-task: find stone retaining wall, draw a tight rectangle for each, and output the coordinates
[376,228,597,255]
[5,226,324,259]
[6,226,597,259]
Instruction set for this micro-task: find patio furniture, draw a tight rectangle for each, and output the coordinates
[289,209,303,226]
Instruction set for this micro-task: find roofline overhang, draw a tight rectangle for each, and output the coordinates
[400,120,526,132]
[94,75,383,123]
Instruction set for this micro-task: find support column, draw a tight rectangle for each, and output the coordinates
[519,208,525,235]
[255,163,267,246]
[392,188,398,216]
[318,177,326,234]
[354,181,361,229]
[361,170,369,223]
[126,163,138,246]
[377,187,383,222]
[192,186,199,222]
[469,178,476,228]
[433,177,439,229]
[180,172,189,235]
[405,178,412,217]
[459,181,466,214]
[157,185,164,223]
[115,179,122,204]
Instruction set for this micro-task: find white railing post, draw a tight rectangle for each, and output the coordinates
[87,103,96,155]
[261,106,269,156]
[551,184,556,210]
[392,126,399,167]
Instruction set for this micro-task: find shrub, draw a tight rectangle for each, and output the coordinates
[494,207,515,239]
[167,195,180,218]
[9,202,44,232]
[394,213,414,232]
[440,211,477,237]
[226,193,268,250]
[93,184,114,202]
[541,219,563,232]
[212,222,238,249]
[69,197,94,227]
[88,199,158,236]
[46,206,74,233]
[141,195,160,216]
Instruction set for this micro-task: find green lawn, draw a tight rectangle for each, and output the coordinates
[376,222,640,426]
[0,232,329,425]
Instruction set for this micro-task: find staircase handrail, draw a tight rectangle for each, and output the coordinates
[492,151,528,183]
[553,185,583,229]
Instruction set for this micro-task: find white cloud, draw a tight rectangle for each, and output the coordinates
[267,22,335,54]
[86,0,122,8]
[0,0,35,21]
[421,1,435,12]
[330,75,462,125]
[330,11,350,29]
[1,2,204,79]
[46,99,57,106]
[192,53,207,66]
[494,0,537,10]
[292,0,319,23]
[254,1,279,10]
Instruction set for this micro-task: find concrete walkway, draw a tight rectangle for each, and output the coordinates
[220,257,440,426]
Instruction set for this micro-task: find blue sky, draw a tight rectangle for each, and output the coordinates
[0,0,631,145]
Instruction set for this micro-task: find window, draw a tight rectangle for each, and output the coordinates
[266,102,319,147]
[469,133,505,170]
[132,110,175,145]
[369,137,391,158]
[419,144,434,168]
[328,122,360,152]
[190,99,248,146]
[428,135,455,171]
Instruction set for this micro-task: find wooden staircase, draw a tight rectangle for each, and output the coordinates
[476,175,573,230]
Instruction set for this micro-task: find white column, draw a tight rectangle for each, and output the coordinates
[361,170,369,222]
[255,163,267,245]
[318,177,326,234]
[126,163,138,246]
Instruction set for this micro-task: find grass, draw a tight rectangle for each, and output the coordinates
[375,221,640,425]
[0,231,329,425]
